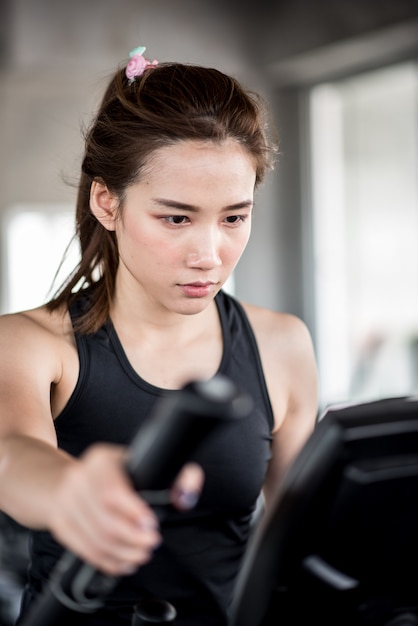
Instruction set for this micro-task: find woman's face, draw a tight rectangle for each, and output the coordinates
[112,139,256,316]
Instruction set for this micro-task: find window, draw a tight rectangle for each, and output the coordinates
[1,204,78,314]
[310,61,418,409]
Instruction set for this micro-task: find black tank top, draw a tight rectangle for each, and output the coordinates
[24,290,274,626]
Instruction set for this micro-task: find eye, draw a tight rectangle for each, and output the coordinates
[164,215,190,225]
[224,215,247,225]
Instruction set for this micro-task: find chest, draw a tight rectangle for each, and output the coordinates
[58,378,272,513]
[55,325,273,512]
[57,292,275,511]
[118,331,223,390]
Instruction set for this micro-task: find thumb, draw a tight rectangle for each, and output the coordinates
[170,463,204,510]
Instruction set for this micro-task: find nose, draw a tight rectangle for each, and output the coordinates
[186,228,222,270]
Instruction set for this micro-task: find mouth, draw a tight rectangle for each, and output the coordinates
[178,281,218,298]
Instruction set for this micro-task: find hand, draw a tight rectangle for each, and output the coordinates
[47,445,204,577]
[48,444,162,576]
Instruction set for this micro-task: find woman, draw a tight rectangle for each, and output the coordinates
[0,48,318,625]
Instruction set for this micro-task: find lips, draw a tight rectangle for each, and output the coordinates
[178,281,217,298]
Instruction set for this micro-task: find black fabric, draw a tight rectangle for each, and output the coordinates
[19,290,274,625]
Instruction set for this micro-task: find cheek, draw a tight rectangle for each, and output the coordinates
[123,223,182,270]
[226,225,251,262]
[118,215,154,255]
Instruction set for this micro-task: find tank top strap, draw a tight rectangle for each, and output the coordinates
[215,290,275,432]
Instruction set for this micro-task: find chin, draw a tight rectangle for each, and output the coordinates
[175,296,214,316]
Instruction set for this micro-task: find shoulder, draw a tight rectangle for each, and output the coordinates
[241,301,314,365]
[0,303,72,341]
[221,291,307,344]
[0,304,74,383]
[238,302,318,503]
[240,301,318,432]
[0,304,77,438]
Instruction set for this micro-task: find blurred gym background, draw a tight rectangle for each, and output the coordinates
[1,1,418,623]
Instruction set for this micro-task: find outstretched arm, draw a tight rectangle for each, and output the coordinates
[0,308,202,576]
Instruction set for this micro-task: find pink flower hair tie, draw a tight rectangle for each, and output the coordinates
[126,46,158,83]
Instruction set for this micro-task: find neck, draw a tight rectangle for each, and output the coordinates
[109,279,219,343]
[108,282,223,389]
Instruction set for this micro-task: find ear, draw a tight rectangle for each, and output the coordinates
[90,180,119,231]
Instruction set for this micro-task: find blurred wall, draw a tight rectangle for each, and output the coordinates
[1,0,418,320]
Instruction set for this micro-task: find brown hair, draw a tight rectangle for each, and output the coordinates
[47,61,278,333]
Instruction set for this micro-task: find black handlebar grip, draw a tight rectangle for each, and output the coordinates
[125,375,253,490]
[20,375,252,626]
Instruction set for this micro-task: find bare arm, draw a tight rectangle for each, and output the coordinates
[0,311,68,525]
[0,310,188,575]
[243,305,318,510]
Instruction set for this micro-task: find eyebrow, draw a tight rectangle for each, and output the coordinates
[152,198,253,212]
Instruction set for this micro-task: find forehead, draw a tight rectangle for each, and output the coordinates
[140,139,257,182]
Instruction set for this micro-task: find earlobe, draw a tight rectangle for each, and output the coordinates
[90,180,118,231]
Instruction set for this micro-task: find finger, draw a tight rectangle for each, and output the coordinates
[81,444,161,527]
[171,462,204,510]
[53,502,162,576]
[51,445,162,575]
